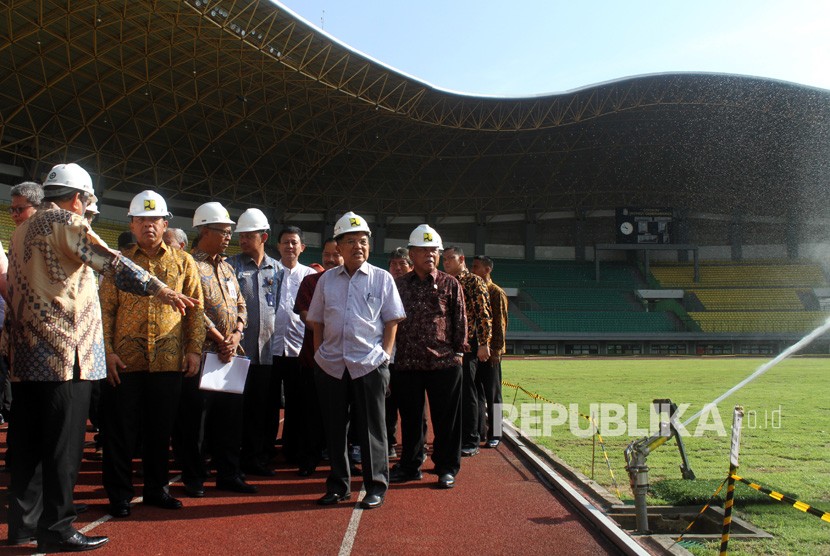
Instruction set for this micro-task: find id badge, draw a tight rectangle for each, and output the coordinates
[265,291,275,306]
[227,279,238,299]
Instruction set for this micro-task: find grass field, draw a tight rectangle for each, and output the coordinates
[502,356,830,556]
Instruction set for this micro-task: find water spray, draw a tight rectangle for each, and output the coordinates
[624,315,830,534]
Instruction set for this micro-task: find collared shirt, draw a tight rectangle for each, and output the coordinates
[293,270,325,369]
[271,262,316,357]
[227,252,283,365]
[2,204,165,381]
[456,268,492,348]
[100,242,205,372]
[307,262,405,379]
[486,280,509,354]
[192,248,247,354]
[393,269,468,371]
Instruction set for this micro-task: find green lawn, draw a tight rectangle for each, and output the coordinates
[503,357,830,556]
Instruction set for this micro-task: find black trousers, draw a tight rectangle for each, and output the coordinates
[461,348,481,448]
[271,355,301,461]
[241,363,274,469]
[102,371,182,502]
[174,375,244,485]
[296,362,325,471]
[393,366,462,476]
[7,378,91,544]
[475,357,503,440]
[314,365,389,498]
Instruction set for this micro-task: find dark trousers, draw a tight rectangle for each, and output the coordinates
[297,363,325,471]
[314,365,389,498]
[461,349,481,448]
[476,357,503,440]
[102,371,182,502]
[385,365,399,449]
[271,355,301,461]
[174,375,244,485]
[241,363,274,469]
[173,375,207,486]
[7,378,91,544]
[393,366,462,476]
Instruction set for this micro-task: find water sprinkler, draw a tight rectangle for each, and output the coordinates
[624,399,696,534]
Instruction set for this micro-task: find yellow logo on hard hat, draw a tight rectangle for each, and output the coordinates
[144,199,156,210]
[423,232,432,241]
[350,217,361,227]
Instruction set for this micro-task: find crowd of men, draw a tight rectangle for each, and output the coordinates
[0,162,508,552]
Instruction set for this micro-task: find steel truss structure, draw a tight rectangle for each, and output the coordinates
[2,0,829,223]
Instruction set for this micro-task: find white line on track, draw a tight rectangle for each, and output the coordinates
[337,488,366,556]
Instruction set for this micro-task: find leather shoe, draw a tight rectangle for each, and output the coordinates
[108,500,131,518]
[389,465,422,483]
[297,467,315,477]
[183,482,205,498]
[437,473,455,489]
[461,446,480,457]
[144,492,183,510]
[317,491,351,505]
[217,476,258,494]
[360,493,384,509]
[242,464,275,477]
[38,531,109,552]
[486,438,501,448]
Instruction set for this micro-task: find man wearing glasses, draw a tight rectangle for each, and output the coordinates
[176,202,254,497]
[8,181,42,226]
[4,163,197,551]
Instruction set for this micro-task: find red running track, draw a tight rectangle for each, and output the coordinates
[0,421,622,555]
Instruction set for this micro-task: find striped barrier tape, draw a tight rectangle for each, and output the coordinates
[731,474,830,523]
[501,380,622,498]
[671,476,729,545]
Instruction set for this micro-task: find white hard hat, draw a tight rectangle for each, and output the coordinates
[333,211,371,239]
[408,224,443,249]
[85,202,100,215]
[128,190,172,218]
[235,208,270,233]
[43,163,97,203]
[193,201,235,227]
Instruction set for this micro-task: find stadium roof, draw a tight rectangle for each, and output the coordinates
[2,0,829,222]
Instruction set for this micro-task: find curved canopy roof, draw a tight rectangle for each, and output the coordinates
[2,0,829,222]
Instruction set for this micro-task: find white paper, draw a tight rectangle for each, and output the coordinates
[199,352,250,394]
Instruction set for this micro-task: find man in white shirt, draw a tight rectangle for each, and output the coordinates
[307,212,405,510]
[271,226,316,463]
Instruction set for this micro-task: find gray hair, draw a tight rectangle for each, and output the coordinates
[10,181,44,207]
[168,228,188,246]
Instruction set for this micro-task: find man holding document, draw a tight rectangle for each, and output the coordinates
[307,211,405,510]
[100,191,205,518]
[176,202,255,496]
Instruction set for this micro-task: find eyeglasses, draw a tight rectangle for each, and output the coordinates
[206,227,233,238]
[8,205,33,215]
[342,238,370,247]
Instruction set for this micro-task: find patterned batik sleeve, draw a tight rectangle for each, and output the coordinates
[472,277,492,347]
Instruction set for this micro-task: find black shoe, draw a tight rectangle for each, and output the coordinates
[108,500,131,518]
[317,491,351,505]
[242,464,275,477]
[389,465,423,483]
[486,438,501,448]
[74,502,89,514]
[38,531,109,552]
[297,467,315,477]
[360,493,384,509]
[461,446,480,457]
[437,473,455,489]
[7,531,36,546]
[144,492,183,510]
[183,482,205,498]
[217,476,258,494]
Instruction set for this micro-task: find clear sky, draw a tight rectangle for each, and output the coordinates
[279,0,830,97]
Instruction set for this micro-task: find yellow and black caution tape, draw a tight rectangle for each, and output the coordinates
[501,380,621,498]
[731,474,830,523]
[671,476,729,545]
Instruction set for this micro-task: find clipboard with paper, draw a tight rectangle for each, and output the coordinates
[199,352,251,394]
